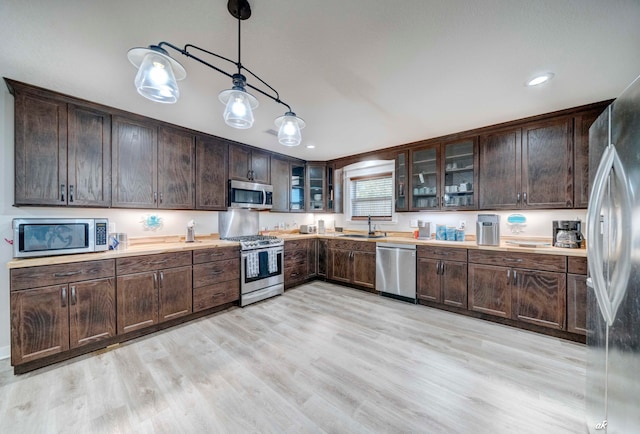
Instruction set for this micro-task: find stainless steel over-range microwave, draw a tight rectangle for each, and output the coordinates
[13,218,109,258]
[228,180,273,210]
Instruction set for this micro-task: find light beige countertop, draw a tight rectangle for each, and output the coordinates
[7,231,586,269]
[282,232,587,257]
[7,237,239,269]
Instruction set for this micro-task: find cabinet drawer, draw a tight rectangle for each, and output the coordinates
[285,263,307,284]
[567,256,587,275]
[193,246,239,264]
[193,258,239,288]
[417,246,466,262]
[285,239,309,251]
[11,260,115,291]
[284,249,307,265]
[116,251,192,274]
[193,280,239,312]
[328,239,376,252]
[468,250,566,272]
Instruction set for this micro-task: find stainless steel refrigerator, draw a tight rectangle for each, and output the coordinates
[586,74,640,433]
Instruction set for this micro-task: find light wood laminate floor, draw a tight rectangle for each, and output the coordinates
[0,281,587,434]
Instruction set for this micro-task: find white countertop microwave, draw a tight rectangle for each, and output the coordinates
[13,218,109,258]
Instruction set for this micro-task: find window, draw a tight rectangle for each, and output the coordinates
[350,173,393,220]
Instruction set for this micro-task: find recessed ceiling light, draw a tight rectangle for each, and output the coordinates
[306,144,315,149]
[527,73,554,87]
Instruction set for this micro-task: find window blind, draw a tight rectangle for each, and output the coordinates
[350,173,393,220]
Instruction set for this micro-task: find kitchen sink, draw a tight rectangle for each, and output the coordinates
[338,234,386,239]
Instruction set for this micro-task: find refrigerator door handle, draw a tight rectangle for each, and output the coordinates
[587,143,633,326]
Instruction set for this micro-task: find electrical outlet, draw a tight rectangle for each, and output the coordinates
[459,220,466,230]
[410,219,418,228]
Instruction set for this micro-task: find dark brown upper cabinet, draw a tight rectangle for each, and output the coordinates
[195,134,228,211]
[112,117,195,209]
[574,109,604,208]
[306,163,327,212]
[409,144,441,211]
[229,144,270,184]
[271,156,292,212]
[441,138,478,210]
[10,80,111,207]
[395,151,409,212]
[479,117,573,209]
[407,138,478,212]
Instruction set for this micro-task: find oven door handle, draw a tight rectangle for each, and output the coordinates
[241,247,284,256]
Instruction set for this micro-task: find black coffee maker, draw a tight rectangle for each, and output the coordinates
[552,220,584,248]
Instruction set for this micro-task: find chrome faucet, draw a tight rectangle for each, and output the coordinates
[368,215,375,235]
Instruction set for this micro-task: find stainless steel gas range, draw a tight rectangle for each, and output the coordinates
[222,235,284,306]
[219,209,284,307]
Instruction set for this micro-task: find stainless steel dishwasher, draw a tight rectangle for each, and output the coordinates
[375,242,416,302]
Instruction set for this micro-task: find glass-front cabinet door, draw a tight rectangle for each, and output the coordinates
[395,151,408,212]
[307,164,326,211]
[410,145,440,210]
[442,138,477,210]
[326,165,334,212]
[290,164,305,212]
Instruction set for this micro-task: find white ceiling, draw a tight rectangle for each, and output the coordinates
[2,0,640,161]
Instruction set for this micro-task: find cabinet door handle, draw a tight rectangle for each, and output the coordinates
[512,270,517,285]
[516,192,521,204]
[154,192,158,203]
[159,271,164,287]
[69,185,74,203]
[153,271,158,289]
[440,262,445,275]
[61,286,67,307]
[159,192,163,204]
[71,286,77,305]
[523,192,527,204]
[54,271,81,277]
[61,184,65,202]
[507,269,511,284]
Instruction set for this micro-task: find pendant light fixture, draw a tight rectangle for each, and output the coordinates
[127,0,305,146]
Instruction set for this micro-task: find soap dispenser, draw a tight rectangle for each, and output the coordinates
[186,220,195,243]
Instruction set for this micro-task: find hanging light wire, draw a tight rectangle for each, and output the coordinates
[127,0,305,146]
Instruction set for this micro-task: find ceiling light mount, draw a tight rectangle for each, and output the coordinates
[527,72,555,87]
[127,0,306,146]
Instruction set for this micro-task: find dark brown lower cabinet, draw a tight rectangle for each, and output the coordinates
[69,278,116,348]
[11,285,70,365]
[327,239,376,290]
[417,246,467,308]
[284,239,318,289]
[9,260,116,366]
[468,263,512,318]
[567,256,588,335]
[116,271,159,334]
[317,239,327,277]
[116,252,192,334]
[192,246,240,312]
[468,250,567,330]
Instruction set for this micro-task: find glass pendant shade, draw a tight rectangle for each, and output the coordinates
[219,88,258,129]
[275,112,305,146]
[134,52,180,103]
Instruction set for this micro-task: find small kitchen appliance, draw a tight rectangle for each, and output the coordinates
[13,218,109,258]
[476,214,500,246]
[417,220,434,240]
[299,224,317,234]
[552,220,584,248]
[228,179,273,210]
